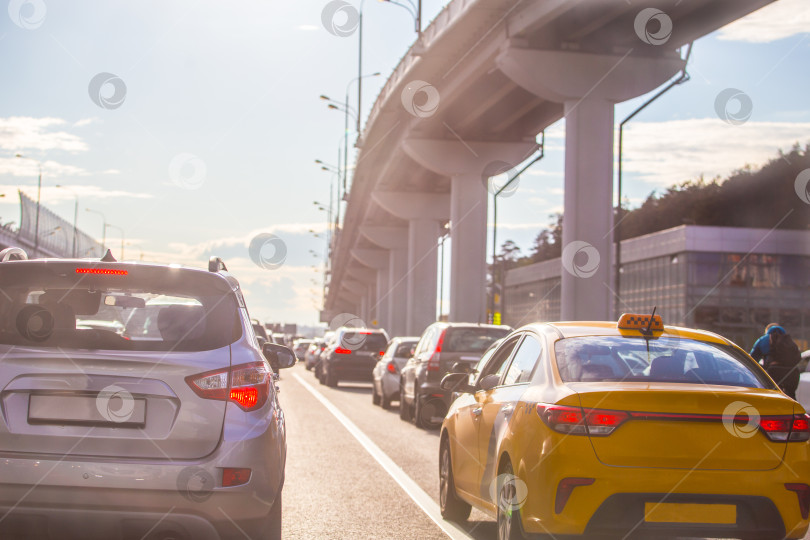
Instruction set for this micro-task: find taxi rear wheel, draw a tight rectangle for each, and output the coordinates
[439,439,471,522]
[497,461,525,540]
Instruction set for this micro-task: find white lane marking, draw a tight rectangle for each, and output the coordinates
[293,373,475,540]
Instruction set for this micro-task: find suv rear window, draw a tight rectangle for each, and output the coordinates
[554,336,773,388]
[340,331,388,352]
[443,327,510,353]
[0,263,240,352]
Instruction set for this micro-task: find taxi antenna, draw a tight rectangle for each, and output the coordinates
[641,306,657,336]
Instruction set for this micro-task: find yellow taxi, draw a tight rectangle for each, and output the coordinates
[438,314,810,540]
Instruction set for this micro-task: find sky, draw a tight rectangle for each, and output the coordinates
[0,0,809,327]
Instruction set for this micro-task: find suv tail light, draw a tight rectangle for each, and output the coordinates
[759,414,810,442]
[386,361,397,374]
[335,347,352,354]
[426,329,447,372]
[537,405,629,436]
[186,361,271,411]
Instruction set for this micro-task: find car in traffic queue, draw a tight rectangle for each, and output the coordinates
[304,339,325,371]
[251,318,270,346]
[400,322,511,429]
[313,331,336,380]
[438,313,810,540]
[319,327,390,387]
[293,338,314,361]
[371,336,419,409]
[0,249,297,540]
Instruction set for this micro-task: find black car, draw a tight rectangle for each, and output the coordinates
[399,322,511,428]
[320,327,390,387]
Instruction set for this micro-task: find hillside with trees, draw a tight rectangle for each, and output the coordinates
[497,143,810,270]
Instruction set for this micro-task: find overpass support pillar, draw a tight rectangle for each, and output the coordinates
[402,141,537,323]
[387,248,408,336]
[351,248,390,329]
[372,192,450,336]
[407,219,440,336]
[497,48,685,320]
[360,227,409,337]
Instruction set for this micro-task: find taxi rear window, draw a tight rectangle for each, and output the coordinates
[554,336,772,389]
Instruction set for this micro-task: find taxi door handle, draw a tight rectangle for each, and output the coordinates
[472,407,482,416]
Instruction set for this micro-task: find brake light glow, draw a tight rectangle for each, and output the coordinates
[555,478,595,513]
[186,361,270,411]
[230,387,258,409]
[537,405,628,436]
[75,268,128,275]
[222,468,251,487]
[426,329,447,372]
[759,414,810,442]
[386,361,397,374]
[335,347,352,354]
[786,483,810,519]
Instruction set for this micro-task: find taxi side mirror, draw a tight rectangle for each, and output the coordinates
[451,362,471,374]
[440,372,474,394]
[478,373,500,392]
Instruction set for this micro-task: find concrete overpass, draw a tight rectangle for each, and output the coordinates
[322,0,775,337]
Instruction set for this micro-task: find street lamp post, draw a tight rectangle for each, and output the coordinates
[85,208,106,254]
[15,154,43,256]
[56,185,78,257]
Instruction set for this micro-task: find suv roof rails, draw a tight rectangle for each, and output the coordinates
[208,256,228,273]
[0,247,28,262]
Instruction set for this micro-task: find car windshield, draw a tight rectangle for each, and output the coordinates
[444,327,510,353]
[554,336,772,388]
[0,264,240,352]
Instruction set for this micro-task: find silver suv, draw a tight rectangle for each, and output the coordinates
[0,251,295,540]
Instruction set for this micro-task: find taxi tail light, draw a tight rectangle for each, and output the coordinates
[537,405,629,436]
[186,361,270,411]
[759,414,810,442]
[386,361,397,374]
[786,483,810,519]
[426,328,447,372]
[555,478,595,514]
[334,347,352,354]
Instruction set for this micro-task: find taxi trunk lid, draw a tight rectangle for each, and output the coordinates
[571,382,800,471]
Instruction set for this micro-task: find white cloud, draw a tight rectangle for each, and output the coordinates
[0,157,89,177]
[0,117,88,153]
[73,118,99,128]
[717,0,810,43]
[0,185,154,204]
[621,118,810,187]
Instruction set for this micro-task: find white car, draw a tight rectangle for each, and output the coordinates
[371,336,419,409]
[796,350,810,409]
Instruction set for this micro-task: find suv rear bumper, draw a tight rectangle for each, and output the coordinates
[0,419,285,540]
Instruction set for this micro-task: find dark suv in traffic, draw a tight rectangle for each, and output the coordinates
[320,327,390,387]
[399,322,511,428]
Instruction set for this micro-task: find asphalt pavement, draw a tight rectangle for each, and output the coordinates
[279,363,496,539]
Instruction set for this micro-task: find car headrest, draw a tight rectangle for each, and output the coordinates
[39,289,100,315]
[649,355,684,380]
[157,305,206,342]
[580,363,615,381]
